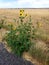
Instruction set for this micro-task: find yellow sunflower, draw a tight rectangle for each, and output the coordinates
[37,22,42,28]
[19,9,24,17]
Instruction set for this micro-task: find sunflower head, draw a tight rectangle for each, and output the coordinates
[20,9,24,13]
[37,22,42,28]
[19,9,24,18]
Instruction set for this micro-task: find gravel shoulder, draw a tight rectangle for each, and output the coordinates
[0,42,34,65]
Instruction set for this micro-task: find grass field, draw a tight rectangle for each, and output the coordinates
[0,9,49,65]
[0,9,49,41]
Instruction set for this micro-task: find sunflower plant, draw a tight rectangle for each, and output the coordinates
[4,15,32,56]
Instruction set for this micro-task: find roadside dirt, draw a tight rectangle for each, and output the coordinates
[22,52,43,65]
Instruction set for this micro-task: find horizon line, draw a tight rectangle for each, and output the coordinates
[0,8,49,9]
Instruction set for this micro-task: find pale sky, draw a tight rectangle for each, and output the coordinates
[0,0,49,8]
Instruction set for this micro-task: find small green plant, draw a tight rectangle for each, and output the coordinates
[4,16,32,56]
[0,19,4,29]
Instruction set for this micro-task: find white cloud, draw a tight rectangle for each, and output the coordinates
[0,0,49,8]
[16,0,49,8]
[0,1,17,8]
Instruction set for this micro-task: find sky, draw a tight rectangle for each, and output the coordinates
[0,0,49,8]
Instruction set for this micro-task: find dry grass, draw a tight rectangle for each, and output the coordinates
[22,52,43,65]
[0,9,49,65]
[0,9,49,35]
